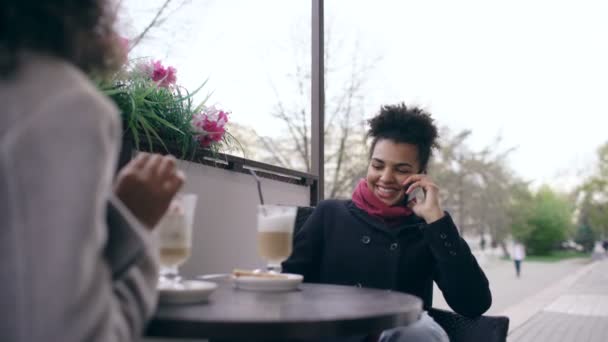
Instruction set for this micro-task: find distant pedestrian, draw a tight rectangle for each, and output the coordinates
[593,241,606,261]
[511,242,526,278]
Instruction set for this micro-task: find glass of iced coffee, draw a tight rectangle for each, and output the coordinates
[257,204,297,273]
[156,193,197,286]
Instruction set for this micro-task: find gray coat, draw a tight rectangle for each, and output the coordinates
[0,54,158,342]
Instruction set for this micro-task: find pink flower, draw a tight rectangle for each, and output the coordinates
[150,60,177,88]
[130,59,177,88]
[191,106,230,148]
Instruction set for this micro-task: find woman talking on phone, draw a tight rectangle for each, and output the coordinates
[283,103,491,342]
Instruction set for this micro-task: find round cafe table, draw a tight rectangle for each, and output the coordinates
[146,282,423,340]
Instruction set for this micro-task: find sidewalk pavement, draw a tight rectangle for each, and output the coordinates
[433,257,588,315]
[507,259,608,342]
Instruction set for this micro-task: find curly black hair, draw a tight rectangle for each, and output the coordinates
[368,103,440,172]
[0,0,123,78]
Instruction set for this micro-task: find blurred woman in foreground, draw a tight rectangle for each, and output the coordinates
[0,1,184,341]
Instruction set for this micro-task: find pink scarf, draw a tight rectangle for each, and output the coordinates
[351,179,413,220]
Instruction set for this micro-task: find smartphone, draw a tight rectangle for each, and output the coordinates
[404,183,425,203]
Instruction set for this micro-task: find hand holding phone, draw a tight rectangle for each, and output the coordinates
[402,175,445,223]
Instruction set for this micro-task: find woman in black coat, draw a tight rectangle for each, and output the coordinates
[283,103,492,342]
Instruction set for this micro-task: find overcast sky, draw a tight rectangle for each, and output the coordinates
[120,0,608,191]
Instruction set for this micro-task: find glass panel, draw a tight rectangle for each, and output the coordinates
[326,0,608,320]
[117,0,311,171]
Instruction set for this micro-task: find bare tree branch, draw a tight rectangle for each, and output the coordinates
[272,103,309,169]
[237,25,378,197]
[295,64,310,171]
[267,77,310,171]
[129,0,174,50]
[329,62,357,197]
[258,136,293,169]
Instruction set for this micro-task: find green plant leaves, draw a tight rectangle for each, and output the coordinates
[97,59,242,159]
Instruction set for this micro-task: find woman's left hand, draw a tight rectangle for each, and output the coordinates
[403,174,445,224]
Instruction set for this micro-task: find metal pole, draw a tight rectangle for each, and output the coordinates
[311,0,325,204]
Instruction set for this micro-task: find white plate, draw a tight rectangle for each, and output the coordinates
[232,273,303,292]
[158,280,218,304]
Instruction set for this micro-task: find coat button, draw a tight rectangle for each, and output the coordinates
[439,233,447,239]
[444,241,452,247]
[390,242,399,251]
[449,250,457,256]
[361,236,371,244]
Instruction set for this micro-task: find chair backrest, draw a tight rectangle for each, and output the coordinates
[294,206,315,236]
[427,308,509,342]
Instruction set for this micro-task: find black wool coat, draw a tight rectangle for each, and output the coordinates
[282,200,492,318]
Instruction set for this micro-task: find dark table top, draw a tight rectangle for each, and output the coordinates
[146,282,423,340]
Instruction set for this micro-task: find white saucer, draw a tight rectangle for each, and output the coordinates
[232,273,303,292]
[158,280,218,304]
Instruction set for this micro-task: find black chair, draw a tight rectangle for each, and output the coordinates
[427,308,509,342]
[294,206,316,235]
[294,206,510,342]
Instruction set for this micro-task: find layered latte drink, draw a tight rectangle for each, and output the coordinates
[256,205,297,270]
[158,209,191,267]
[156,194,197,274]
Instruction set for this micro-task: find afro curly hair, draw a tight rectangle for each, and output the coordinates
[367,103,440,172]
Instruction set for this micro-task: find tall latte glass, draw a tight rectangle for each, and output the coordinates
[257,205,297,273]
[156,193,197,286]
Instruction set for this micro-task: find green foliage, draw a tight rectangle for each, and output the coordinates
[102,77,186,153]
[523,250,589,262]
[574,224,597,252]
[95,59,240,158]
[511,186,574,255]
[577,142,608,238]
